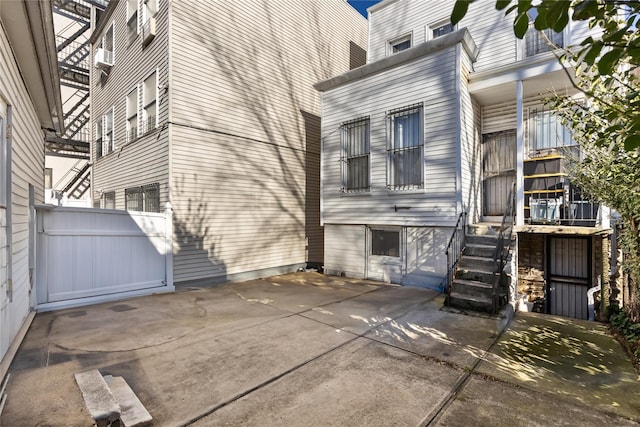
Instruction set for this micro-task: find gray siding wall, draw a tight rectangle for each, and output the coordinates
[0,25,44,367]
[368,0,593,73]
[170,0,367,282]
[404,226,451,288]
[91,0,170,209]
[321,46,460,227]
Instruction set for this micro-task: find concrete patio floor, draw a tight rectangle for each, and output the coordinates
[1,272,638,426]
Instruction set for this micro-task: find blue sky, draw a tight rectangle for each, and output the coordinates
[347,0,382,18]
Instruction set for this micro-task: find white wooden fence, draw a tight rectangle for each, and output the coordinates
[35,204,174,311]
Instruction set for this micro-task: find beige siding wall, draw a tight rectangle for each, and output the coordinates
[321,46,459,227]
[170,0,367,282]
[91,0,170,209]
[0,25,44,367]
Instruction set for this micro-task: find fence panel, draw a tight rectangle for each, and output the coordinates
[35,204,173,311]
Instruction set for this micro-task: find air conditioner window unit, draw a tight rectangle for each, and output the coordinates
[94,48,113,69]
[530,198,561,223]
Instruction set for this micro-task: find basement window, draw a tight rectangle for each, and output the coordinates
[371,229,400,257]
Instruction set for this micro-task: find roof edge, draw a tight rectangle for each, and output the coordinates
[315,27,478,92]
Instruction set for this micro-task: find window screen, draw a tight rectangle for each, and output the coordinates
[371,229,400,257]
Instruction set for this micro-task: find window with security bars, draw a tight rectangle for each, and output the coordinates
[524,8,563,57]
[341,117,370,192]
[528,108,575,153]
[387,104,424,190]
[125,183,160,212]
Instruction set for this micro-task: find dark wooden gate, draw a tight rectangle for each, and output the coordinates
[548,237,591,319]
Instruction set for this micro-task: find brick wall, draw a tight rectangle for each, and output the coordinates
[517,232,546,311]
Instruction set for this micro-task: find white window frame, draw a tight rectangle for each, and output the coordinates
[340,116,370,193]
[142,0,158,23]
[142,70,158,134]
[101,107,114,156]
[425,19,456,41]
[102,22,114,63]
[518,9,568,60]
[369,227,402,259]
[127,0,139,43]
[386,103,424,191]
[126,86,139,143]
[387,32,412,56]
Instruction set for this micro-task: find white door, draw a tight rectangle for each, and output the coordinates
[367,227,403,283]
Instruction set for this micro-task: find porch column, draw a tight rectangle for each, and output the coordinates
[516,80,524,227]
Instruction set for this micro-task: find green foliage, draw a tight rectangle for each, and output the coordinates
[609,306,640,363]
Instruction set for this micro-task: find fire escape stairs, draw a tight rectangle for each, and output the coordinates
[46,0,107,159]
[62,162,91,199]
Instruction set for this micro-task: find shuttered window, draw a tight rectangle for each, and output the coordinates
[387,103,423,190]
[341,117,370,192]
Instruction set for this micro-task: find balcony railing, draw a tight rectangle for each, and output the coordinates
[527,184,599,227]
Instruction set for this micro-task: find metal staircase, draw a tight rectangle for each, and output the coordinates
[46,0,108,160]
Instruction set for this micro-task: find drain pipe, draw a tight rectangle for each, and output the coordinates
[587,276,601,321]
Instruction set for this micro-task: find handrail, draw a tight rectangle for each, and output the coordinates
[492,182,516,314]
[443,211,467,299]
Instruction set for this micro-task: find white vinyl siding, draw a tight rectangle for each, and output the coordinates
[324,224,366,278]
[91,0,169,211]
[321,46,460,227]
[0,25,46,370]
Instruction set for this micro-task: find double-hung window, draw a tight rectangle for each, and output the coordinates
[104,191,115,209]
[125,183,160,212]
[126,88,138,143]
[104,108,114,155]
[528,107,575,153]
[127,0,139,44]
[387,104,424,190]
[142,71,157,134]
[341,117,370,192]
[96,107,114,158]
[96,118,103,158]
[524,8,563,57]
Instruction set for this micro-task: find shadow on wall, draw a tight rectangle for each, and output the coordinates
[173,175,227,286]
[171,1,359,274]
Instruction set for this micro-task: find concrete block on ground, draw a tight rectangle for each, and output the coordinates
[74,370,120,426]
[104,375,153,427]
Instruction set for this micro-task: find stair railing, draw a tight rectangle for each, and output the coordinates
[491,182,517,314]
[443,211,467,302]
